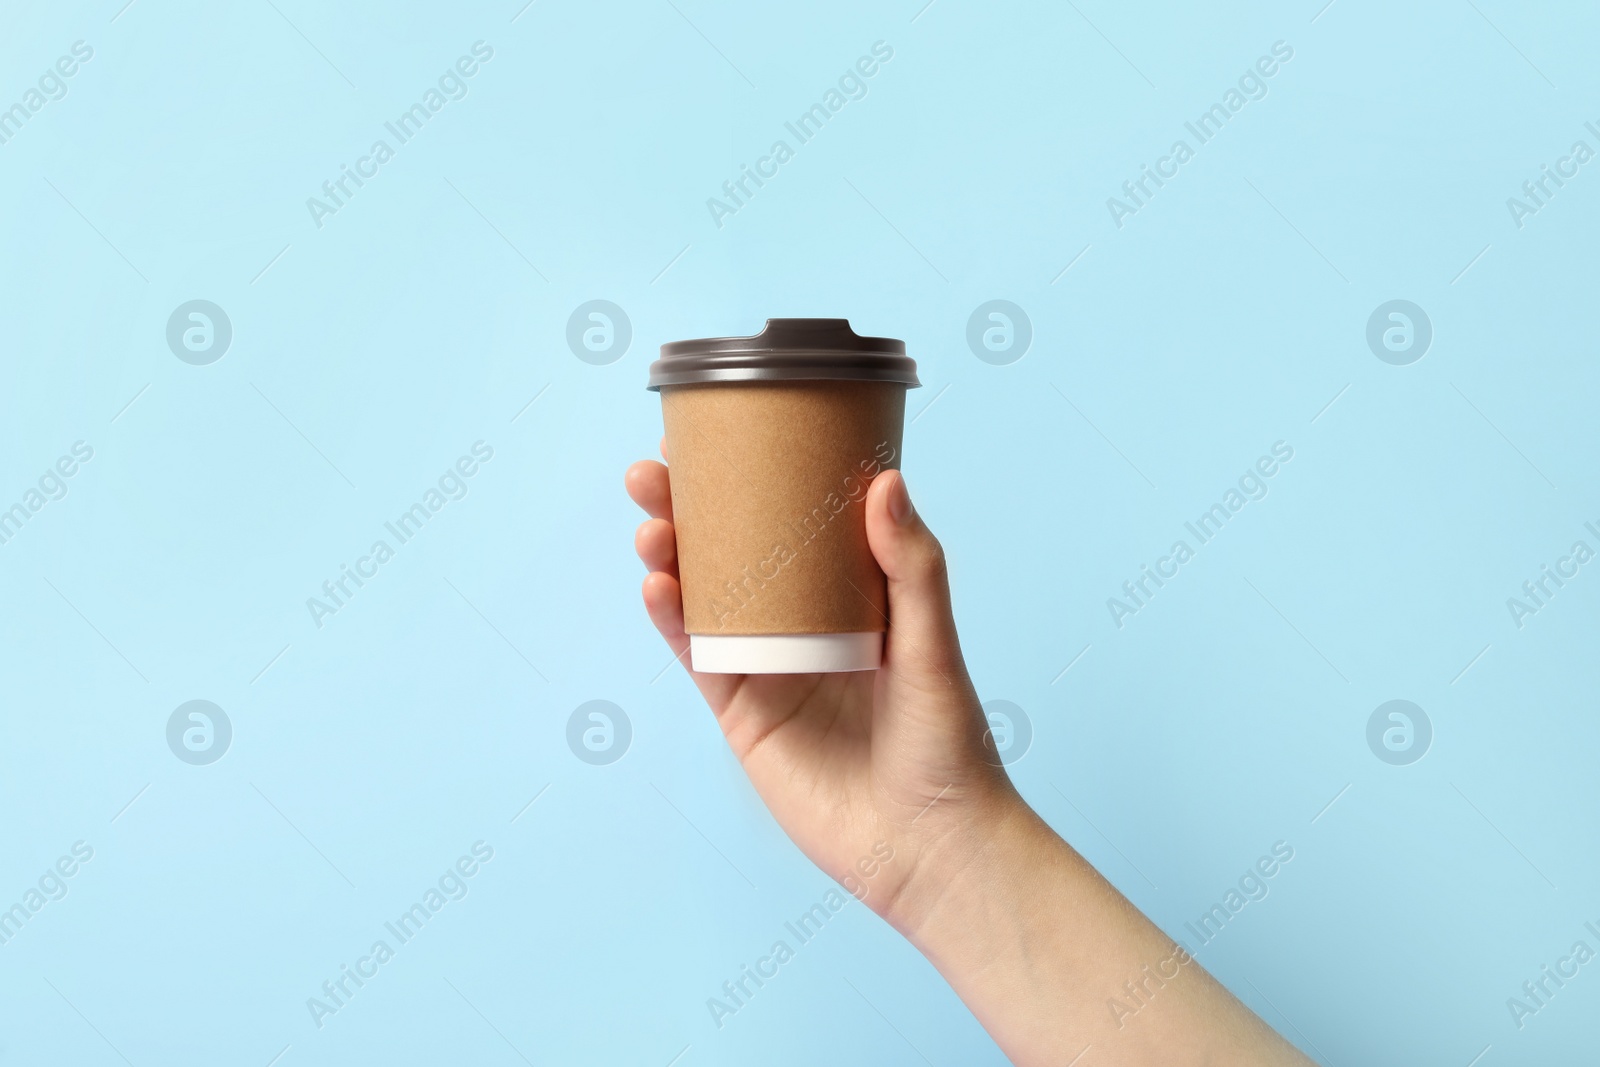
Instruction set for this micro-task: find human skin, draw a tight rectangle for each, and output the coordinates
[626,450,1313,1066]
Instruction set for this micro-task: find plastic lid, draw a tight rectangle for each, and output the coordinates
[646,318,919,390]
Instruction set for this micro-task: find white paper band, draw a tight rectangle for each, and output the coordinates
[688,632,883,674]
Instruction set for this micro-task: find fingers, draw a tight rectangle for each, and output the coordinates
[630,458,678,575]
[864,470,969,690]
[641,571,690,653]
[629,452,741,706]
[628,454,736,703]
[634,517,678,577]
[624,460,673,521]
[641,571,742,709]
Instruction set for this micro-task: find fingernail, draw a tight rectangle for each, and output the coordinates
[888,471,914,525]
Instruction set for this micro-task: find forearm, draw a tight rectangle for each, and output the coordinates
[887,796,1311,1066]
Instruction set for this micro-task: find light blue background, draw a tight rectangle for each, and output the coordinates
[2,0,1596,1063]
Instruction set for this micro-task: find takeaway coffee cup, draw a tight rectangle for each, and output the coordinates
[646,319,920,674]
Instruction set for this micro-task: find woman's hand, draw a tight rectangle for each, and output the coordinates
[625,447,1014,930]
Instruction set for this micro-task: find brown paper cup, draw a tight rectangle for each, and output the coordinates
[647,320,919,673]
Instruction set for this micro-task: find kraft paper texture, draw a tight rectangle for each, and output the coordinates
[660,381,907,636]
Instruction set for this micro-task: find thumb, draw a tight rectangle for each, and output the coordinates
[865,470,969,689]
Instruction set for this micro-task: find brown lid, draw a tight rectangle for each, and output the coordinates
[647,318,919,390]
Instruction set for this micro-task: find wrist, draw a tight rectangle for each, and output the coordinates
[876,780,1049,942]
